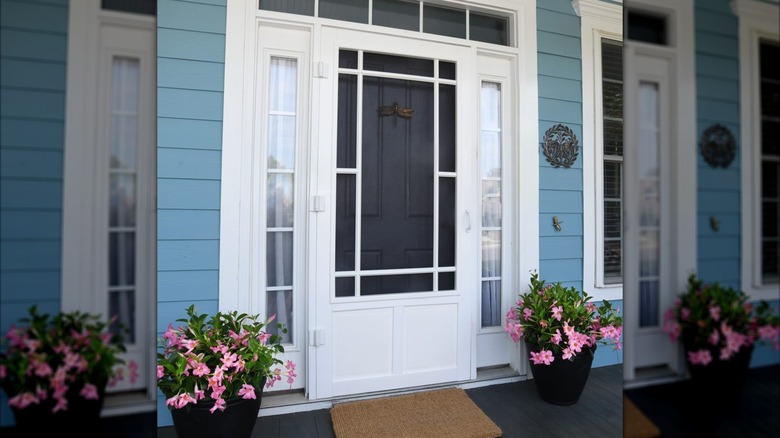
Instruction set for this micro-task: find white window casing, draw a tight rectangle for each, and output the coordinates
[576,0,623,301]
[736,0,780,301]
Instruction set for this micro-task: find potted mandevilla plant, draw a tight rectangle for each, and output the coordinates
[157,304,297,438]
[662,273,780,401]
[505,271,623,405]
[0,305,127,433]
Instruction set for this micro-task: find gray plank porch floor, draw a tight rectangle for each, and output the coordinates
[4,363,776,437]
[155,364,623,438]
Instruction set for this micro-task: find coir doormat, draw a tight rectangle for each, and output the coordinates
[330,387,502,438]
[623,394,661,438]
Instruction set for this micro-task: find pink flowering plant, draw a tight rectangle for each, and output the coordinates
[0,305,127,412]
[663,273,780,367]
[505,271,623,365]
[157,304,297,414]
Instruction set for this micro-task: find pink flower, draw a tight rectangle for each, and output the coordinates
[551,329,562,345]
[32,360,53,378]
[52,397,69,413]
[80,383,100,400]
[182,339,199,354]
[568,334,585,353]
[207,367,225,389]
[505,308,518,323]
[210,385,226,400]
[162,324,181,348]
[530,350,555,365]
[505,321,523,343]
[758,325,780,345]
[220,352,238,369]
[664,322,680,341]
[157,365,164,379]
[708,305,721,321]
[562,321,575,337]
[258,332,271,345]
[708,329,719,346]
[166,393,194,410]
[687,349,712,366]
[192,361,210,377]
[522,308,533,320]
[238,384,257,399]
[551,306,563,321]
[8,392,39,409]
[128,360,139,384]
[209,397,226,414]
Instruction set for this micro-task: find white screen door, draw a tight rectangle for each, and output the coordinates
[310,28,478,398]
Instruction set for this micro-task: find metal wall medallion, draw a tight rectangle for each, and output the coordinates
[542,124,579,168]
[700,123,736,168]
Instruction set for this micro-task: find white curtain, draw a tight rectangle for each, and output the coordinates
[266,57,298,343]
[109,57,140,341]
[480,82,502,327]
[638,81,660,327]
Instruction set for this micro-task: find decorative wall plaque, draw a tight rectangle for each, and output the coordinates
[700,124,736,168]
[542,124,579,168]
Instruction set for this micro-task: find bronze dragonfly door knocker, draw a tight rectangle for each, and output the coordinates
[379,102,413,125]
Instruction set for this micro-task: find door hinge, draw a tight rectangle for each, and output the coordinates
[310,195,325,212]
[314,62,329,78]
[309,329,326,346]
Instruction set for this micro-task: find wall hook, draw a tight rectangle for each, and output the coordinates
[710,216,719,232]
[553,216,563,232]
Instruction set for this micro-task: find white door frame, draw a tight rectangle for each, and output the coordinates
[220,0,540,400]
[622,0,696,384]
[61,0,157,412]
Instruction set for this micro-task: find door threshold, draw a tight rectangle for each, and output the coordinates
[259,366,523,417]
[624,365,685,390]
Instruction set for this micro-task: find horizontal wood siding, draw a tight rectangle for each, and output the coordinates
[695,0,741,288]
[536,1,623,368]
[156,0,226,427]
[537,0,584,290]
[0,0,67,427]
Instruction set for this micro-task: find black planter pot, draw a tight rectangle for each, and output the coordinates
[170,389,264,438]
[10,382,106,436]
[684,341,754,406]
[526,342,596,406]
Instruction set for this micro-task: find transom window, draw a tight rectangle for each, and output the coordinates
[627,10,667,46]
[259,0,510,46]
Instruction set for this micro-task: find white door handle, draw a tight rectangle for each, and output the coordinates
[464,209,471,232]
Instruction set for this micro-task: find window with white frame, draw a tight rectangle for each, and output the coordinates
[62,3,156,398]
[265,57,299,343]
[601,40,623,285]
[758,40,779,284]
[737,0,780,301]
[578,0,623,300]
[480,81,503,328]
